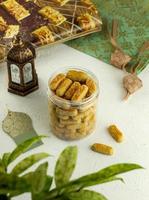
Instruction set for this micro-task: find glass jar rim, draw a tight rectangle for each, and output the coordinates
[48,67,99,108]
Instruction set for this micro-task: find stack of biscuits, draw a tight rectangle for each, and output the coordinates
[48,69,99,140]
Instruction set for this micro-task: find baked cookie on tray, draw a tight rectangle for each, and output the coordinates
[1,0,30,21]
[0,16,7,32]
[4,24,19,38]
[32,25,55,45]
[54,0,70,6]
[38,6,66,26]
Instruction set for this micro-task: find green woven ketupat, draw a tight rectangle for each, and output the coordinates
[67,0,149,73]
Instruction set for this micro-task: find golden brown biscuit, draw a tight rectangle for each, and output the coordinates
[38,6,66,26]
[66,122,86,131]
[60,118,81,125]
[0,17,7,32]
[81,0,98,14]
[56,78,72,97]
[108,125,124,143]
[66,70,89,83]
[49,73,66,91]
[54,126,65,134]
[91,143,114,155]
[56,107,78,117]
[64,81,81,100]
[83,110,95,124]
[32,26,55,45]
[0,45,6,61]
[71,85,88,101]
[1,0,30,21]
[86,78,97,96]
[78,101,96,112]
[55,0,70,6]
[77,13,96,31]
[4,25,19,38]
[57,114,69,120]
[72,107,93,121]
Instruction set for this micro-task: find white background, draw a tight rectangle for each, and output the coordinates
[0,44,149,200]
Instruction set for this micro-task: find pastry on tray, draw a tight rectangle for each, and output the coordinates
[32,25,55,45]
[0,16,7,32]
[81,0,98,13]
[38,6,66,26]
[4,25,19,38]
[54,0,70,6]
[77,13,96,31]
[1,0,30,21]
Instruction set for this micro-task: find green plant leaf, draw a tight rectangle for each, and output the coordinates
[10,173,52,198]
[96,176,125,184]
[7,135,46,165]
[31,175,53,200]
[68,190,108,200]
[55,146,78,187]
[2,153,11,169]
[0,173,30,194]
[0,189,19,195]
[0,159,5,173]
[57,176,123,195]
[21,171,34,180]
[72,163,143,188]
[46,163,142,199]
[9,190,25,198]
[12,153,49,175]
[52,197,69,200]
[43,175,53,192]
[0,194,9,200]
[10,172,34,197]
[32,162,48,194]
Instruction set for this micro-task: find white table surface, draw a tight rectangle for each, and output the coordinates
[0,44,149,200]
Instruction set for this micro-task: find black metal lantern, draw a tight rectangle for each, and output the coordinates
[7,35,39,96]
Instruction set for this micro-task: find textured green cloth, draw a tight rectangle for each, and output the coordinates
[67,0,149,73]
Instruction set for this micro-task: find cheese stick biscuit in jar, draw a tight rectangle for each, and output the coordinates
[60,118,81,125]
[56,107,78,116]
[86,78,97,96]
[49,73,66,91]
[71,85,88,101]
[57,114,69,120]
[66,70,89,83]
[65,82,81,100]
[56,78,72,97]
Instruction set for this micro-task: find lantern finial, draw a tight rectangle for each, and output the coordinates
[13,34,23,46]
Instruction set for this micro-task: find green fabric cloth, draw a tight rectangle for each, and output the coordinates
[67,0,149,73]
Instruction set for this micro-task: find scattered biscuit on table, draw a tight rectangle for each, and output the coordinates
[108,125,124,143]
[91,143,114,155]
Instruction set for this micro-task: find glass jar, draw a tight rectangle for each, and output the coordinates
[48,67,99,140]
